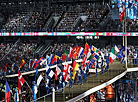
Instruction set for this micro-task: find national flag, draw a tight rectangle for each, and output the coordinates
[73,46,78,59]
[114,44,120,53]
[93,54,99,61]
[40,58,46,66]
[91,45,100,56]
[34,57,44,69]
[55,65,61,80]
[84,43,90,55]
[62,50,69,61]
[6,80,11,102]
[87,55,93,61]
[5,63,9,72]
[35,68,38,82]
[55,52,62,59]
[71,60,79,80]
[87,51,91,59]
[114,44,120,56]
[63,62,71,81]
[51,55,57,65]
[20,59,26,68]
[69,47,75,60]
[91,50,96,57]
[76,46,81,57]
[37,74,43,86]
[90,45,93,51]
[109,47,117,64]
[93,46,97,52]
[118,46,129,59]
[32,59,38,68]
[48,54,53,65]
[18,70,25,94]
[119,6,126,24]
[11,62,16,71]
[78,47,84,58]
[73,46,81,59]
[46,68,54,78]
[82,56,87,67]
[89,53,99,67]
[82,51,91,66]
[29,59,34,69]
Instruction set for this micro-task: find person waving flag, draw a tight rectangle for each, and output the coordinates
[18,70,25,94]
[6,80,11,102]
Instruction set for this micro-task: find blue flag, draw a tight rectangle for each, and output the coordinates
[118,46,129,59]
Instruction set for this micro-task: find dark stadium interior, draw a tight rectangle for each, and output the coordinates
[0,0,137,32]
[0,0,138,102]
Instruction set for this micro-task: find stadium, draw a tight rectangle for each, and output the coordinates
[0,0,138,102]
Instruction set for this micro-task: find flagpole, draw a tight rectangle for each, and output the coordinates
[125,4,127,68]
[5,81,6,102]
[25,81,33,94]
[123,20,124,46]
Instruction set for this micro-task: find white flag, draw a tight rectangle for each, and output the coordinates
[37,75,43,86]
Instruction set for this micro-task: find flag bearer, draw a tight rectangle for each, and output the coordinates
[78,66,83,85]
[69,68,73,88]
[32,81,37,102]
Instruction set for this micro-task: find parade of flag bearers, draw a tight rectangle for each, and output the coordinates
[2,40,137,102]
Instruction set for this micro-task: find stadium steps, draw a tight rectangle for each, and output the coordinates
[41,44,52,56]
[56,6,70,29]
[37,44,48,55]
[34,43,43,53]
[43,12,53,29]
[53,10,67,31]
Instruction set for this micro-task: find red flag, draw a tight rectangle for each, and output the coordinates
[82,56,87,67]
[69,47,75,60]
[5,63,9,72]
[34,57,44,69]
[62,53,67,61]
[55,65,61,80]
[6,80,11,102]
[119,6,125,23]
[64,63,71,81]
[73,46,81,59]
[51,56,57,65]
[20,59,26,68]
[84,43,90,56]
[18,70,25,94]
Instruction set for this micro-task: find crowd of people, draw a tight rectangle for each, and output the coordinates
[0,40,38,76]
